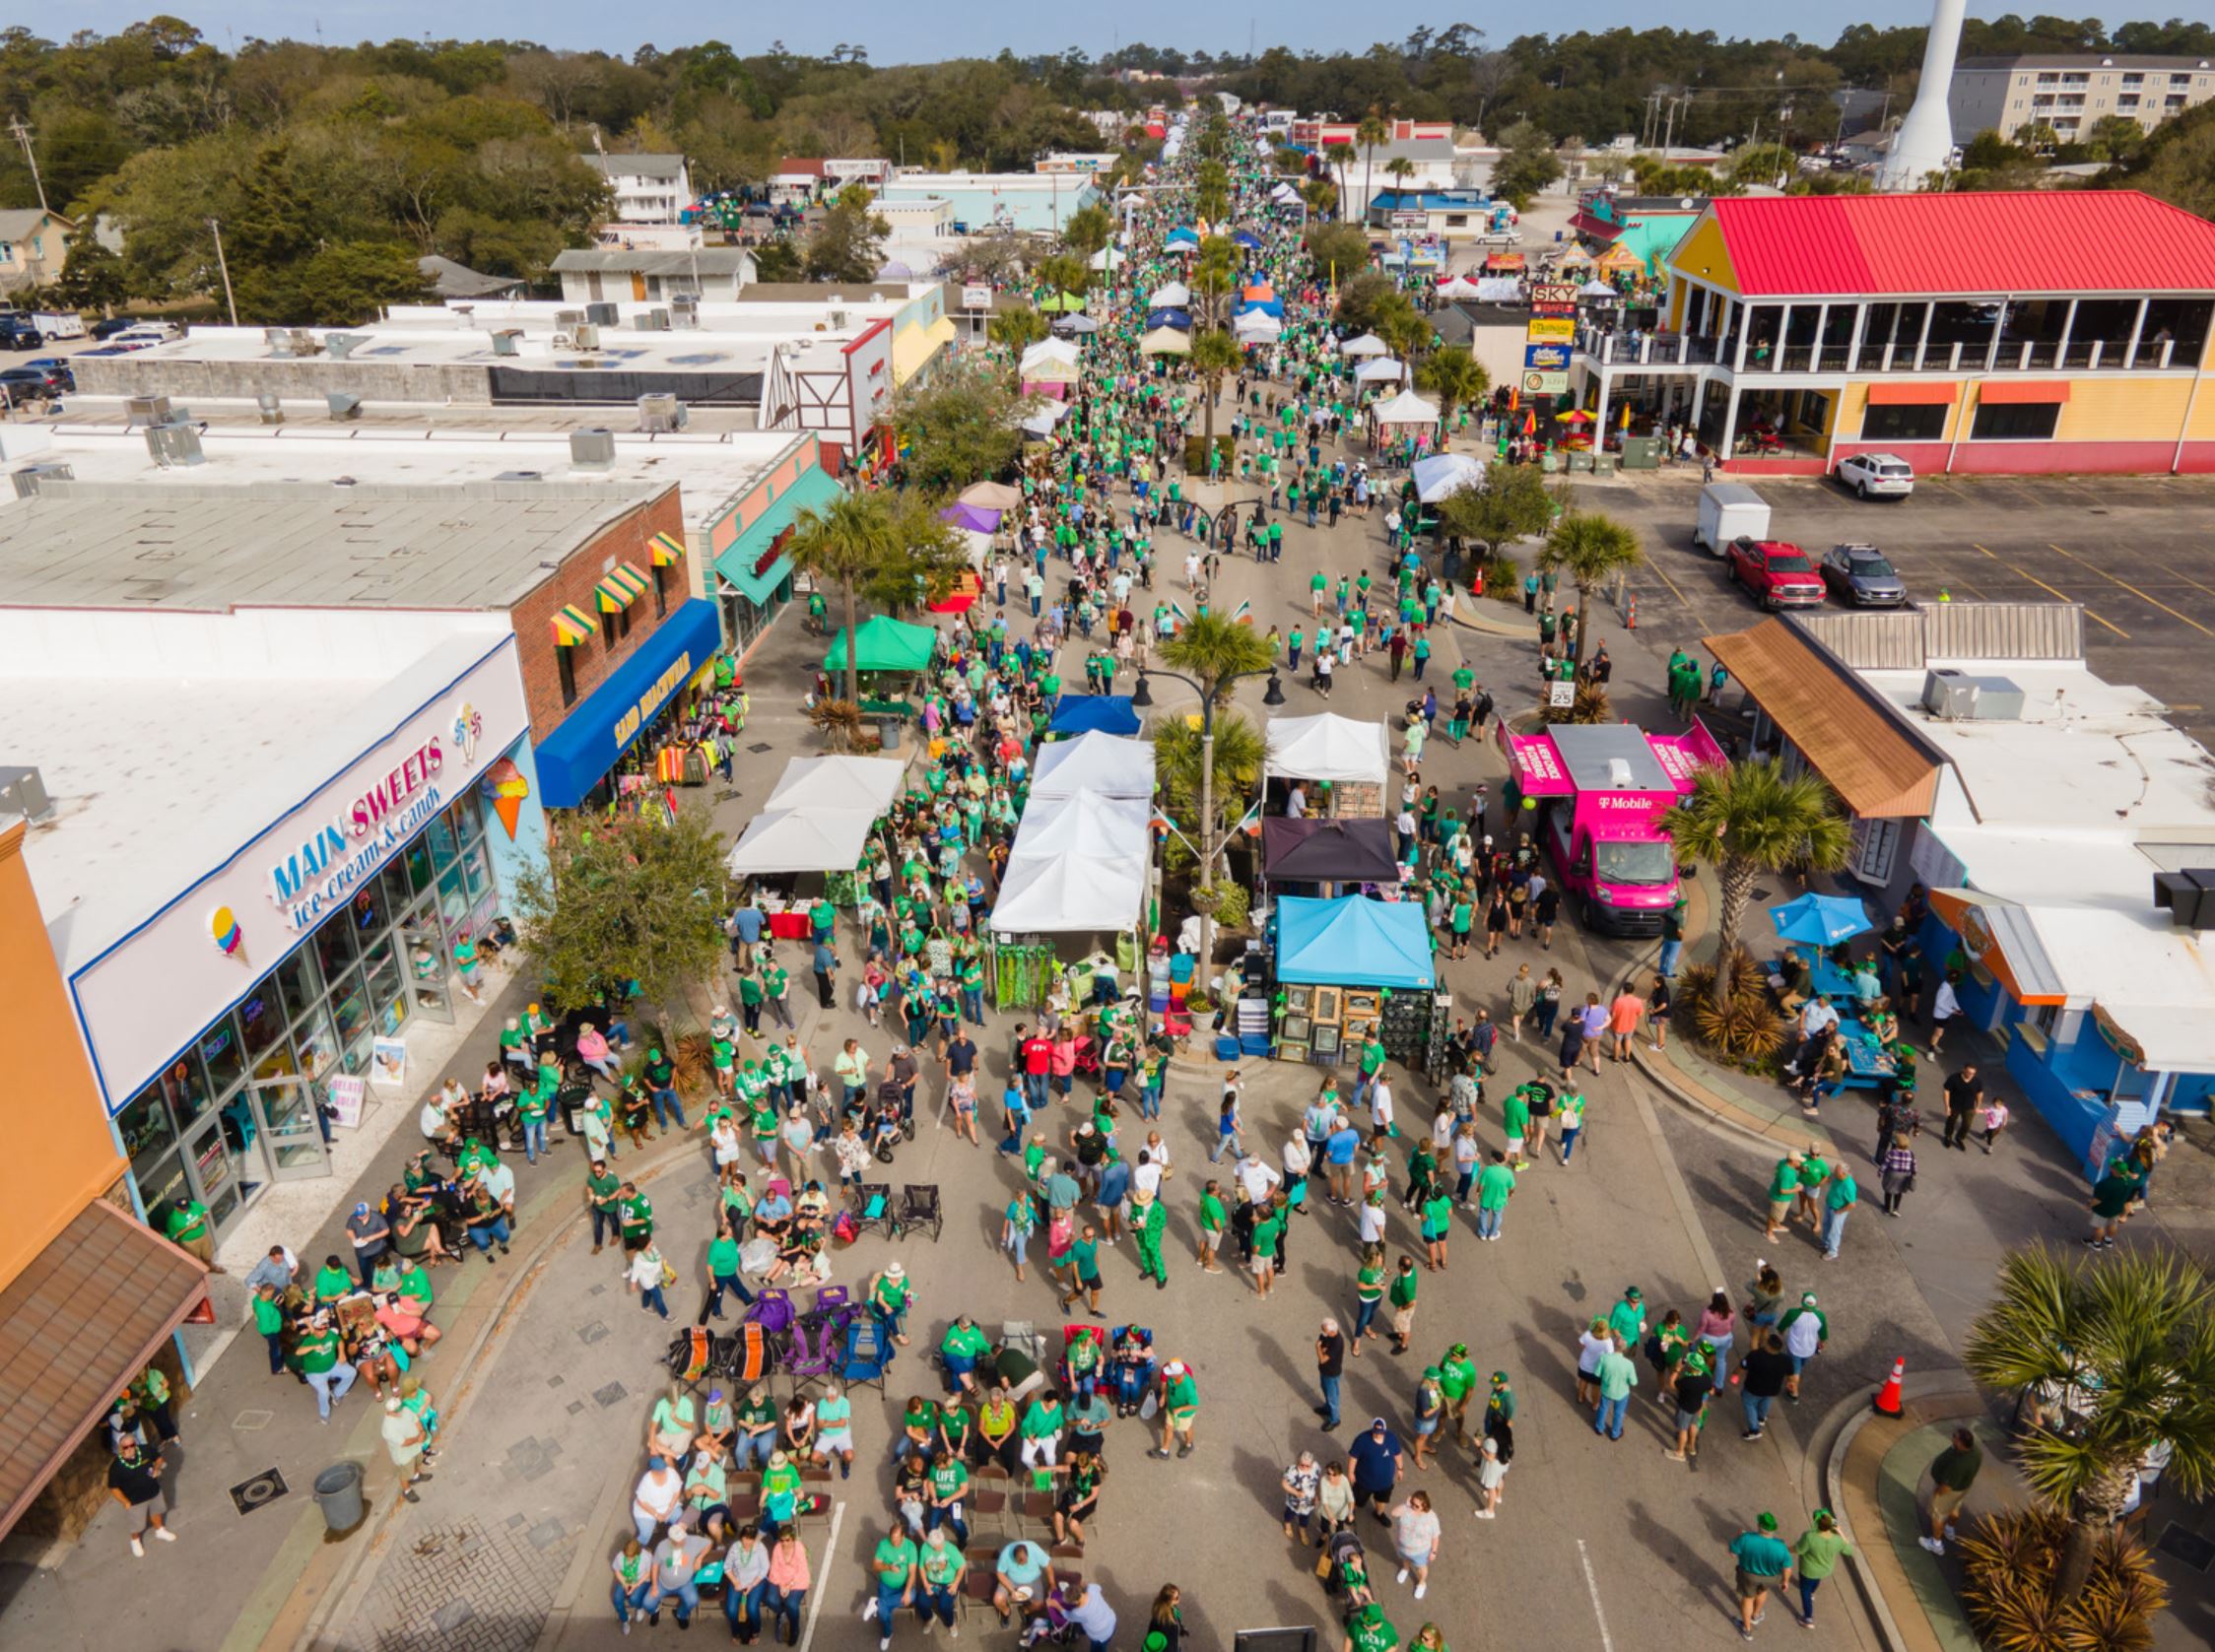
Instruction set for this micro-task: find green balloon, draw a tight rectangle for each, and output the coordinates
[1521,796,1537,811]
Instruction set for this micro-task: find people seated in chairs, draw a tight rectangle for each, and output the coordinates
[937,1394,973,1461]
[896,1448,933,1537]
[974,1384,1021,1472]
[385,1178,457,1268]
[941,1315,991,1395]
[1048,1449,1105,1547]
[812,1381,856,1480]
[733,1385,780,1471]
[780,1395,817,1462]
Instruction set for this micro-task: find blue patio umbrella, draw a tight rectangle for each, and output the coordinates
[1770,892,1873,948]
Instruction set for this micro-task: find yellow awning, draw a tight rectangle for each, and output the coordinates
[551,604,598,646]
[594,563,650,612]
[892,314,958,385]
[649,531,686,567]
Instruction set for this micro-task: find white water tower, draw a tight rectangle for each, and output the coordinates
[1879,0,1969,190]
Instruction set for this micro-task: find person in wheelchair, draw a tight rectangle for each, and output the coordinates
[1108,1328,1156,1417]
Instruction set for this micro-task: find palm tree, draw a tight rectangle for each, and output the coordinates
[1301,175,1339,225]
[1539,509,1643,667]
[786,492,966,704]
[1381,155,1417,211]
[1191,236,1237,327]
[1154,708,1265,875]
[1156,613,1277,967]
[1355,110,1391,224]
[1963,1244,2215,1600]
[1657,760,1854,1003]
[987,303,1048,354]
[1061,202,1112,260]
[1378,304,1432,385]
[1417,346,1489,433]
[1189,329,1244,468]
[1033,253,1089,307]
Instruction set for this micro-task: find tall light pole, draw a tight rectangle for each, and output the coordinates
[208,218,238,327]
[1131,664,1285,980]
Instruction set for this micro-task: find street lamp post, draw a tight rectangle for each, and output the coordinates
[1131,664,1286,978]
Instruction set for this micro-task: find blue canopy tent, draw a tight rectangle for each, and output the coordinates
[1232,230,1263,249]
[1275,895,1437,989]
[1046,694,1142,737]
[1144,306,1192,331]
[1234,297,1285,318]
[1165,226,1200,244]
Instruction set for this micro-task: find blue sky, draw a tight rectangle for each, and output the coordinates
[68,3,1952,64]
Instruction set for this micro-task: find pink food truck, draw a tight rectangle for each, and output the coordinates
[1495,720,1727,937]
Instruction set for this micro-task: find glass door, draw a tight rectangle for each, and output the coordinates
[180,1106,265,1236]
[251,1076,332,1179]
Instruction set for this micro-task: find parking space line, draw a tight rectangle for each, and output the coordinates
[1577,1539,1618,1652]
[1971,544,2129,637]
[1641,555,1699,614]
[2047,544,2215,637]
[2154,562,2215,602]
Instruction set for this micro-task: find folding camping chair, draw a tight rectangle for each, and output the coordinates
[850,1182,896,1239]
[839,1313,895,1395]
[778,1315,836,1396]
[898,1184,943,1243]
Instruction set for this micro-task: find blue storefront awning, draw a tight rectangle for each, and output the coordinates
[535,598,722,808]
[714,465,844,607]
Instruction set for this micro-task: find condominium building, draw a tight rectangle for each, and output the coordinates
[1950,53,2215,144]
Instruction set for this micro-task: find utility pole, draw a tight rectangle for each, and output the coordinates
[9,118,46,212]
[208,218,238,327]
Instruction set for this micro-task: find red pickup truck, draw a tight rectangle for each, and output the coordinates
[1725,537,1827,609]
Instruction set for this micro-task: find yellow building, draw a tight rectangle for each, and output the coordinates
[1573,189,2215,476]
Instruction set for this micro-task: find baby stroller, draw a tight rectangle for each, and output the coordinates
[1107,1325,1157,1418]
[1322,1528,1376,1609]
[1016,1581,1090,1649]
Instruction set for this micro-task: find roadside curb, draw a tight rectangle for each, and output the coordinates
[1820,1375,1984,1652]
[282,1126,711,1652]
[1631,1039,1839,1154]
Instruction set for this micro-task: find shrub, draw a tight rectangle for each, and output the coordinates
[1681,948,1788,1065]
[1207,882,1251,931]
[671,1031,717,1100]
[1544,682,1613,725]
[1958,1507,2166,1652]
[1480,552,1519,600]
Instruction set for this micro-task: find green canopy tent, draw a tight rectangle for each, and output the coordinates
[1037,291,1088,313]
[823,614,940,673]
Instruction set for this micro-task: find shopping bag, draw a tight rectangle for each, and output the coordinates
[1138,1389,1159,1421]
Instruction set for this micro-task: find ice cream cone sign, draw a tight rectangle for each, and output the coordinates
[210,904,246,962]
[484,755,530,840]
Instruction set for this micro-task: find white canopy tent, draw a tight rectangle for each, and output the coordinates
[1338,332,1387,358]
[1355,357,1407,384]
[1371,387,1440,425]
[1233,312,1283,340]
[1410,451,1486,502]
[1147,281,1191,308]
[1050,313,1101,335]
[1474,277,1522,301]
[1163,238,1198,257]
[1010,793,1155,858]
[1581,280,1620,299]
[1020,401,1074,437]
[764,755,906,815]
[725,809,880,875]
[1140,326,1192,357]
[1031,731,1157,800]
[1436,276,1483,298]
[988,849,1149,933]
[1266,713,1390,786]
[1088,245,1125,271]
[1019,339,1081,376]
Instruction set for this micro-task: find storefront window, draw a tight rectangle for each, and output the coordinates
[340,1028,373,1080]
[378,861,414,926]
[252,1030,299,1089]
[350,880,384,938]
[198,1013,246,1097]
[137,1148,190,1217]
[427,811,459,871]
[115,1084,178,1183]
[330,965,371,1044]
[462,840,491,905]
[237,974,288,1062]
[443,799,476,851]
[314,912,358,986]
[294,1006,338,1079]
[361,934,402,1018]
[437,865,467,926]
[158,1054,212,1128]
[275,942,320,1019]
[402,838,435,896]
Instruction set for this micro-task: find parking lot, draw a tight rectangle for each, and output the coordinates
[1603,469,2215,742]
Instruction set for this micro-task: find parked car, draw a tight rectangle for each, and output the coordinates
[1837,452,1915,498]
[87,316,138,340]
[110,322,181,347]
[1725,537,1827,609]
[1822,543,1908,607]
[0,364,68,400]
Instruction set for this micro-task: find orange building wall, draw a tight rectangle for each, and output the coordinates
[0,819,127,1292]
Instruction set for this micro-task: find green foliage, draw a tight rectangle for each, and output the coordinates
[1480,551,1520,599]
[515,809,731,1019]
[1958,1506,2167,1652]
[238,238,426,326]
[1333,270,1399,334]
[802,196,889,284]
[2103,99,2215,218]
[1724,142,1795,189]
[787,488,969,698]
[1681,950,1788,1065]
[1440,464,1554,558]
[1152,710,1265,870]
[1303,222,1371,285]
[1490,120,1562,209]
[892,353,1033,501]
[1059,202,1112,259]
[1541,510,1643,597]
[35,237,127,312]
[751,239,803,283]
[986,303,1049,353]
[1159,611,1274,705]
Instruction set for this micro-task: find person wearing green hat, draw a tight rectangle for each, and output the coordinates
[1666,1341,1712,1463]
[1342,1600,1398,1652]
[1728,1512,1794,1638]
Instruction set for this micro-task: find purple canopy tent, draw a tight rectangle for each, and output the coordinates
[940,502,1001,534]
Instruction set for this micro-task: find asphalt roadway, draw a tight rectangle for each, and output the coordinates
[1600,467,2215,745]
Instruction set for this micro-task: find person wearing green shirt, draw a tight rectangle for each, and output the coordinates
[1819,1164,1859,1260]
[1499,1087,1530,1171]
[1150,1359,1199,1459]
[1763,1153,1803,1241]
[813,1384,855,1477]
[1419,1189,1452,1270]
[1607,1287,1647,1353]
[1196,1181,1228,1274]
[312,1257,353,1303]
[738,970,765,1034]
[296,1310,357,1419]
[941,1317,993,1393]
[618,1185,654,1253]
[1789,1511,1852,1625]
[1473,1152,1517,1243]
[734,1389,779,1471]
[1251,1207,1283,1297]
[1436,1345,1478,1439]
[924,1451,970,1543]
[163,1197,217,1269]
[1793,1148,1830,1230]
[1729,1512,1795,1637]
[252,1285,288,1375]
[1131,1183,1169,1289]
[1345,1601,1398,1652]
[915,1528,967,1632]
[706,1231,752,1319]
[1351,1248,1387,1355]
[1593,1341,1639,1438]
[584,1161,623,1253]
[869,1262,913,1346]
[868,1530,918,1641]
[1386,1257,1420,1355]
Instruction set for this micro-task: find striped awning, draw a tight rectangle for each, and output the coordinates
[648,532,686,567]
[551,603,598,646]
[594,563,650,613]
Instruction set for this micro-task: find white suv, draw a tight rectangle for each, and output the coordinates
[1837,453,1914,498]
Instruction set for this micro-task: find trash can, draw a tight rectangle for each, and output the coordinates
[313,1462,366,1533]
[876,717,902,751]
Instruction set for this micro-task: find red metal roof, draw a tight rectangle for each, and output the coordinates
[1706,190,2215,297]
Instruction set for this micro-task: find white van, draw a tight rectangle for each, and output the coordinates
[1694,482,1771,555]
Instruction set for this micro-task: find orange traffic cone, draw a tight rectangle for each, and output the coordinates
[1873,1356,1906,1418]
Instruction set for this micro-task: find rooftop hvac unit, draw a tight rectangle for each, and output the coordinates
[0,764,53,824]
[287,328,319,357]
[572,322,601,350]
[257,392,285,426]
[829,307,851,329]
[124,395,171,428]
[324,333,369,361]
[490,329,523,357]
[2154,870,2215,931]
[264,326,296,357]
[638,393,687,432]
[326,391,363,421]
[634,308,672,331]
[10,461,73,497]
[585,301,620,327]
[144,420,205,467]
[570,428,617,469]
[670,294,701,328]
[1921,668,2025,721]
[556,308,585,328]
